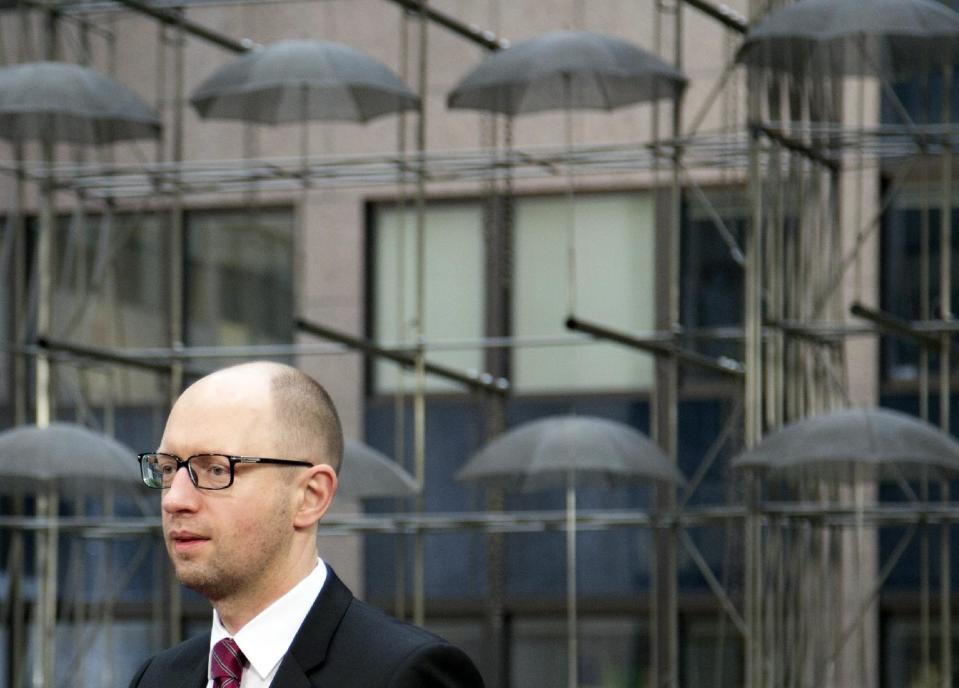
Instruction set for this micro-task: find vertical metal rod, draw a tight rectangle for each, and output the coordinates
[412,0,429,630]
[921,476,931,676]
[942,480,952,688]
[939,58,953,688]
[566,472,578,688]
[13,143,26,429]
[36,12,60,685]
[665,3,684,684]
[167,14,186,648]
[920,63,932,424]
[649,4,664,685]
[744,5,764,674]
[393,6,411,624]
[37,143,53,430]
[102,492,115,688]
[11,0,30,436]
[564,75,577,316]
[46,492,59,688]
[10,496,24,688]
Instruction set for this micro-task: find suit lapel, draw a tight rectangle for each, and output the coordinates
[268,566,354,688]
[169,633,210,688]
[181,660,209,688]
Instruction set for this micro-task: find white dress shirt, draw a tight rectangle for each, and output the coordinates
[207,558,328,688]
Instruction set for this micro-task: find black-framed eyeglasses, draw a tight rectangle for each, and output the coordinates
[137,452,313,490]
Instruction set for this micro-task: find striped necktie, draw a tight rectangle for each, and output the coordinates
[211,638,245,688]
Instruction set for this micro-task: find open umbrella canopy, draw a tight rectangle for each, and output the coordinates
[0,61,161,144]
[736,0,959,79]
[190,39,420,124]
[337,439,419,499]
[0,422,141,498]
[456,415,684,491]
[447,30,687,116]
[732,407,959,481]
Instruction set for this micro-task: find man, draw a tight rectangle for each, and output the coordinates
[128,361,484,688]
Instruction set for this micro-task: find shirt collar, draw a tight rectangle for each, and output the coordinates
[209,558,328,681]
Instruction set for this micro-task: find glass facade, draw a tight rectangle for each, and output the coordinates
[366,190,745,686]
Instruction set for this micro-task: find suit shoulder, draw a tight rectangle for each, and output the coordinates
[342,597,446,649]
[327,599,484,686]
[126,633,208,687]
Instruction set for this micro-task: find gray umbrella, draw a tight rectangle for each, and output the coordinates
[0,423,142,688]
[458,414,685,490]
[448,31,686,320]
[457,415,683,688]
[732,407,959,481]
[735,0,959,79]
[0,61,161,144]
[190,39,420,124]
[0,422,141,498]
[447,30,686,115]
[338,439,419,500]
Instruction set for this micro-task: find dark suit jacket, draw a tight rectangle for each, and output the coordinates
[127,567,485,688]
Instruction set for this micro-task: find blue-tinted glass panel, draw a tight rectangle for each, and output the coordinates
[680,194,746,374]
[363,398,489,602]
[880,205,959,381]
[364,396,741,600]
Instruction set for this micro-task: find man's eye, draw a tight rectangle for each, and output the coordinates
[159,463,177,475]
[208,464,229,476]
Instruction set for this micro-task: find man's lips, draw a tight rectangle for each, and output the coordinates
[168,530,210,553]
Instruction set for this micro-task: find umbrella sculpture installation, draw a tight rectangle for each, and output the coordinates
[0,61,162,426]
[338,438,419,500]
[190,38,419,124]
[732,407,959,481]
[0,63,159,686]
[0,422,141,498]
[457,415,685,688]
[0,61,162,143]
[736,0,959,80]
[733,408,959,685]
[0,423,142,688]
[448,31,687,315]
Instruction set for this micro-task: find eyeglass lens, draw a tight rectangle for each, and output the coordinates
[141,454,233,490]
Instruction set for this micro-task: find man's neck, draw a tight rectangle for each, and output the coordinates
[213,556,319,634]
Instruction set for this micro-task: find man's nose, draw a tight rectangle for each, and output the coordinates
[162,464,201,513]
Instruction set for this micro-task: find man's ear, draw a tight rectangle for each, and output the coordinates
[293,463,337,529]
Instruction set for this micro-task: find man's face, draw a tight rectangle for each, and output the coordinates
[158,373,298,603]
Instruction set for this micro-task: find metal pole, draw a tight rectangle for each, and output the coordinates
[9,495,24,688]
[393,7,411,626]
[36,148,54,430]
[167,12,186,648]
[566,471,578,688]
[382,0,506,51]
[744,1,764,683]
[412,0,429,630]
[939,58,953,688]
[37,12,60,684]
[294,318,509,394]
[112,0,251,54]
[37,489,59,688]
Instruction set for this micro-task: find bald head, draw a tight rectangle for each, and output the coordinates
[268,365,344,472]
[177,362,343,472]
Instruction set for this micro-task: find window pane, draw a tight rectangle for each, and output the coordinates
[186,207,293,346]
[681,189,746,374]
[511,617,648,688]
[880,186,959,381]
[51,211,169,346]
[513,193,656,393]
[372,203,484,394]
